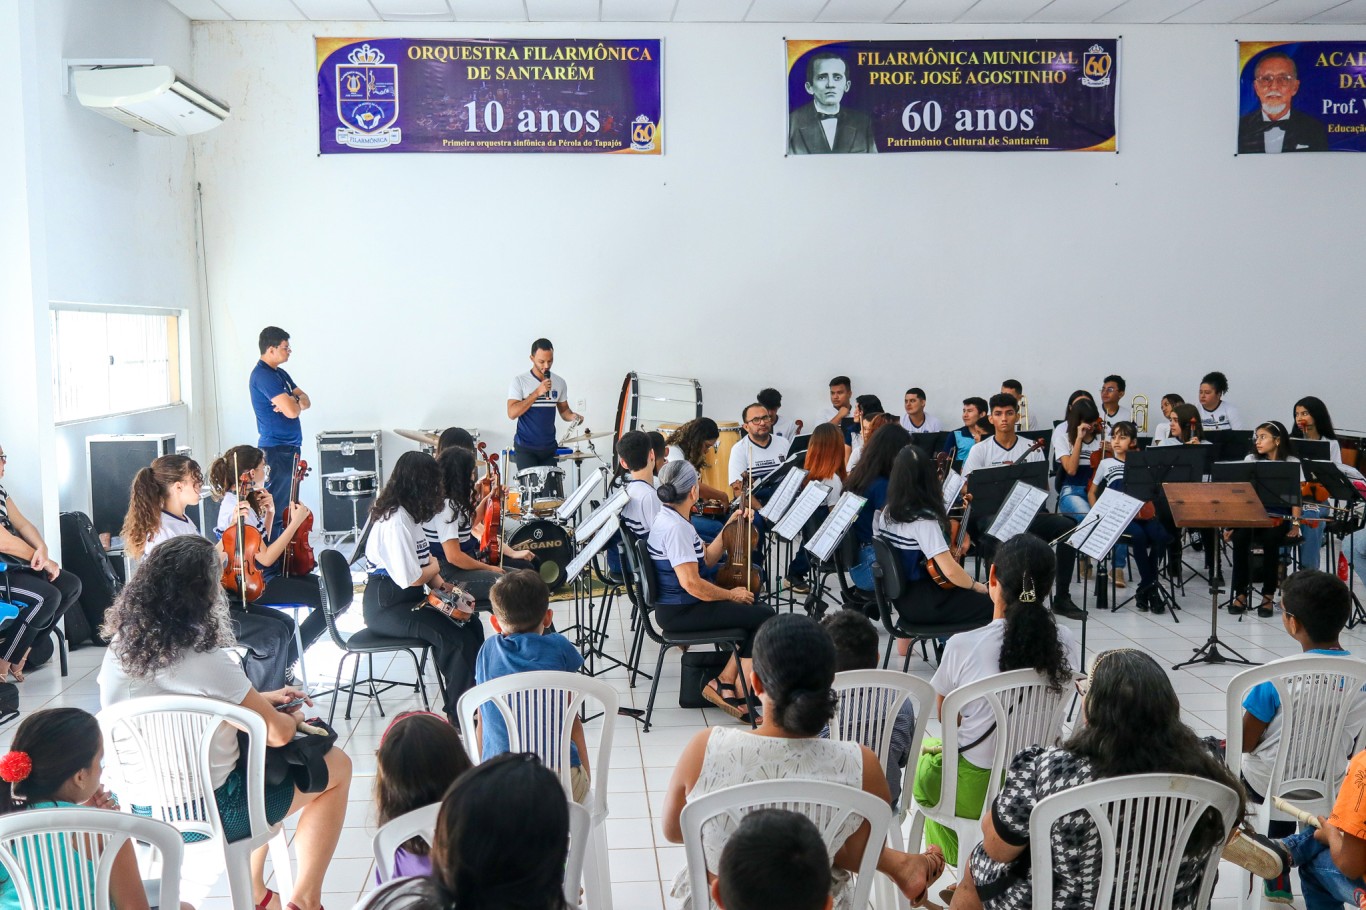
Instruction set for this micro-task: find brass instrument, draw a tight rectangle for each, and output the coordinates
[1016,394,1030,431]
[1131,394,1150,435]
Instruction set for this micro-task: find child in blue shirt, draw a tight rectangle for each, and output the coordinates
[474,569,590,802]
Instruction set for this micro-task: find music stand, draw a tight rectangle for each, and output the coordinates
[964,461,1048,538]
[788,434,812,458]
[1166,483,1273,670]
[1291,439,1331,461]
[1120,448,1207,620]
[909,431,949,457]
[1211,461,1301,515]
[1204,429,1254,462]
[1302,459,1366,626]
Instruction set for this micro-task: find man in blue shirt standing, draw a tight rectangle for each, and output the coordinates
[505,338,582,470]
[249,326,310,539]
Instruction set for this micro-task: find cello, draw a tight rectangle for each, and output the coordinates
[281,454,316,576]
[221,458,266,605]
[715,456,761,594]
[477,443,502,565]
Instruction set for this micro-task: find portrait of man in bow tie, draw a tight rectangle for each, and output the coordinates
[788,51,878,155]
[1238,51,1328,154]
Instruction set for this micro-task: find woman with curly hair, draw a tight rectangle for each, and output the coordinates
[364,451,482,720]
[98,534,351,910]
[911,534,1081,881]
[665,417,731,540]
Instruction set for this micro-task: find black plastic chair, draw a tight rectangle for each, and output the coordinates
[621,528,752,732]
[317,548,433,724]
[870,539,986,671]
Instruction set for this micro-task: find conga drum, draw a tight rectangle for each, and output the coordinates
[700,422,744,493]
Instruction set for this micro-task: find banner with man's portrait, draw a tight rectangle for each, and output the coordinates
[317,37,662,155]
[785,39,1119,155]
[1238,42,1366,154]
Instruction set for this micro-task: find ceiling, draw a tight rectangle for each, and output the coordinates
[161,0,1366,25]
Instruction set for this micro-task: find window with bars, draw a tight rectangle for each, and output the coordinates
[50,307,182,422]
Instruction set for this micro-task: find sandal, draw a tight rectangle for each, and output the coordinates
[1257,595,1275,618]
[1229,596,1248,616]
[702,680,752,722]
[254,890,278,910]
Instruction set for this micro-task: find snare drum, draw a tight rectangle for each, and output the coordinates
[323,470,378,498]
[515,466,566,514]
[507,519,574,591]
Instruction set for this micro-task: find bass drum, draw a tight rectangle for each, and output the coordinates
[506,519,575,592]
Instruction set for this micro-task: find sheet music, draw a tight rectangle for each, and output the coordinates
[942,470,965,511]
[555,467,606,522]
[1072,487,1145,562]
[563,520,619,582]
[759,468,808,523]
[806,493,867,562]
[985,481,1048,543]
[575,488,629,539]
[773,483,830,541]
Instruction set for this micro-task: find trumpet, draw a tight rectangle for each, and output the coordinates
[1017,394,1030,432]
[1131,394,1149,435]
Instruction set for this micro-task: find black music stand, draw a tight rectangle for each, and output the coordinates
[967,461,1049,540]
[788,434,812,458]
[1120,448,1208,620]
[909,431,949,457]
[1204,430,1254,462]
[1019,429,1053,457]
[1166,482,1272,670]
[1211,461,1301,515]
[1291,439,1331,461]
[1301,459,1366,626]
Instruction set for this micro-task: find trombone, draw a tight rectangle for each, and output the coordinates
[1131,394,1150,435]
[1016,395,1030,432]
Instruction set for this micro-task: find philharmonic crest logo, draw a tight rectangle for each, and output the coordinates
[630,115,657,152]
[1080,44,1113,89]
[335,43,402,149]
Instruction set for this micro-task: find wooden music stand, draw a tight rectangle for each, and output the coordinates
[1165,482,1275,670]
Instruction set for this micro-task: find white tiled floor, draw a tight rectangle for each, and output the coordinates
[7,558,1366,910]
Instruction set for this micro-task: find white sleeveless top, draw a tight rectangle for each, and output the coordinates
[670,726,865,910]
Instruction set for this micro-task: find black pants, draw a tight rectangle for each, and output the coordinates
[255,575,328,652]
[0,567,82,665]
[513,447,558,470]
[893,579,994,627]
[261,445,301,540]
[653,600,776,658]
[363,574,485,720]
[229,600,297,692]
[1232,524,1294,598]
[975,513,1077,599]
[438,563,500,609]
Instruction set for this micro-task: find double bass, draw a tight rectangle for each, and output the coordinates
[221,460,266,605]
[281,455,316,576]
[715,462,761,594]
[477,442,502,565]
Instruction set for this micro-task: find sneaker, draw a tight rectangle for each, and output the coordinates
[1052,595,1086,621]
[785,576,812,595]
[1221,826,1290,881]
[1264,869,1294,904]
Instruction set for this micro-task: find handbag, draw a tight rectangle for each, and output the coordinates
[238,718,339,794]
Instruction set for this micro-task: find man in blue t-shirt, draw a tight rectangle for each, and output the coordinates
[249,326,310,539]
[505,338,582,470]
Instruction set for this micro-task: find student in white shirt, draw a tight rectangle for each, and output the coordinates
[1150,393,1184,444]
[1055,398,1103,523]
[1000,379,1031,431]
[1290,396,1348,571]
[844,395,884,472]
[729,404,793,489]
[1227,421,1302,618]
[818,375,858,446]
[430,447,505,609]
[1198,370,1243,430]
[900,387,942,434]
[910,534,1081,871]
[1088,422,1173,614]
[1098,374,1127,432]
[364,452,483,721]
[757,387,802,441]
[615,431,663,540]
[121,453,296,692]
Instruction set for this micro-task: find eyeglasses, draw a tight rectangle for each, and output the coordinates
[1277,601,1296,618]
[1255,74,1297,86]
[747,416,774,424]
[1100,386,1119,394]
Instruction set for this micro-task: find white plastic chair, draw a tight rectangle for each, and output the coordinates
[0,807,184,910]
[831,669,937,910]
[678,779,891,910]
[1225,653,1366,908]
[370,798,590,902]
[907,668,1077,880]
[1028,773,1240,910]
[97,695,294,910]
[456,671,617,910]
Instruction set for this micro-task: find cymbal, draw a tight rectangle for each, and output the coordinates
[560,430,596,445]
[395,428,440,446]
[558,451,598,462]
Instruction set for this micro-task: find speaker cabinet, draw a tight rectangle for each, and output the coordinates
[87,434,176,537]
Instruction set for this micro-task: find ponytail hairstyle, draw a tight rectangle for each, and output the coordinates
[437,447,478,522]
[1066,398,1100,446]
[0,708,102,815]
[1254,420,1293,462]
[208,445,265,501]
[883,445,948,532]
[120,454,203,559]
[751,614,837,737]
[370,452,444,524]
[1065,649,1245,854]
[802,423,847,486]
[1170,403,1206,443]
[993,535,1073,692]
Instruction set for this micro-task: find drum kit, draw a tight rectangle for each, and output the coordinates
[501,426,605,590]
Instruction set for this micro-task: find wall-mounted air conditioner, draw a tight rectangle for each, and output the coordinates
[73,65,230,137]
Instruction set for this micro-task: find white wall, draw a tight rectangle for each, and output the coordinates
[190,18,1366,502]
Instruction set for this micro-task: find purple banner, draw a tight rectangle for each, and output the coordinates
[785,39,1118,154]
[316,37,662,155]
[1239,42,1366,153]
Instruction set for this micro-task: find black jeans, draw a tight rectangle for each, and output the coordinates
[261,444,301,540]
[513,447,558,470]
[0,567,82,665]
[255,574,328,653]
[229,601,297,692]
[652,601,776,658]
[892,579,994,627]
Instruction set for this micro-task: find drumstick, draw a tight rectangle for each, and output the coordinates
[1272,796,1322,828]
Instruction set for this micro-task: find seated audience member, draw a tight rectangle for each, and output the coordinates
[661,613,945,909]
[0,708,191,910]
[821,608,915,805]
[913,535,1080,875]
[474,570,590,802]
[1241,571,1366,846]
[98,534,351,910]
[374,710,473,883]
[365,753,574,910]
[951,649,1247,910]
[713,809,834,910]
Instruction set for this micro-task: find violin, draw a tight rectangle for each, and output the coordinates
[477,443,502,565]
[221,465,266,605]
[696,499,729,519]
[1088,419,1114,470]
[715,457,761,594]
[281,455,315,576]
[927,451,964,590]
